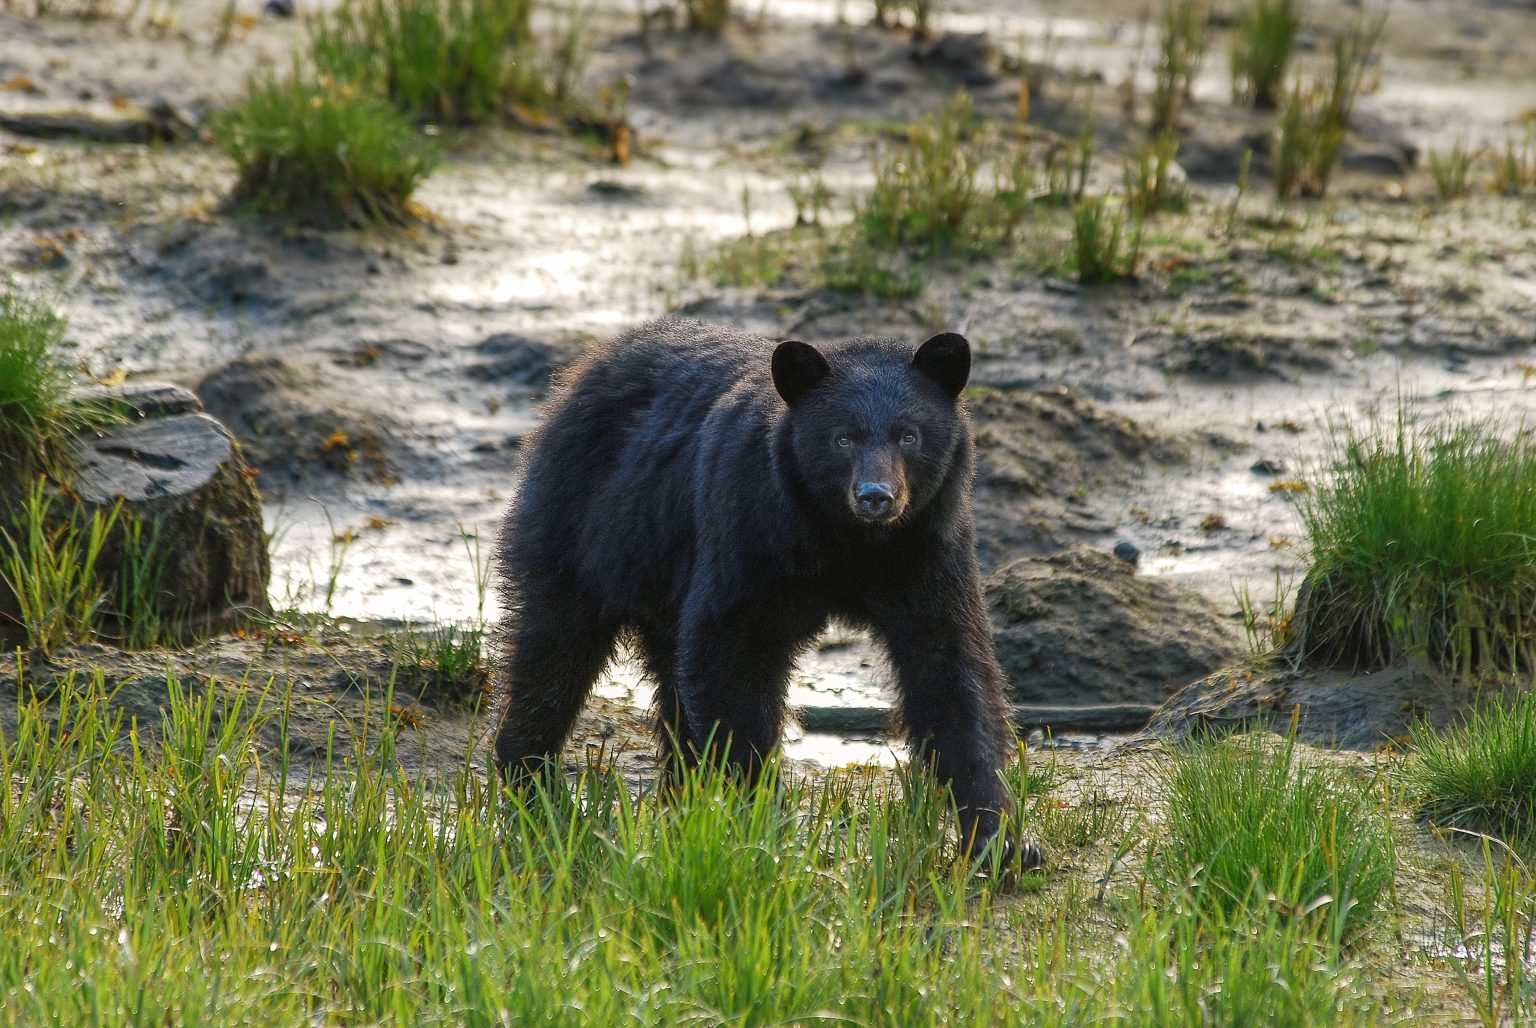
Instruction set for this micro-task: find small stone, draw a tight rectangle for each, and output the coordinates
[1251,457,1286,475]
[1112,541,1141,565]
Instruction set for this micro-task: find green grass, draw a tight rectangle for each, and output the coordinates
[215,70,439,228]
[1023,903,1382,1024]
[0,479,187,652]
[1274,79,1346,200]
[1411,691,1536,852]
[1159,733,1395,944]
[389,621,489,705]
[852,92,1032,259]
[1442,844,1536,1025]
[810,93,1042,296]
[309,0,544,124]
[1071,195,1142,284]
[1294,409,1536,676]
[872,0,933,36]
[1150,0,1209,131]
[3,663,1435,1022]
[1123,127,1188,215]
[685,231,797,288]
[1230,0,1302,109]
[0,668,1051,1023]
[680,0,729,34]
[1490,131,1536,196]
[0,479,119,653]
[0,289,87,474]
[1273,13,1384,199]
[1429,140,1476,201]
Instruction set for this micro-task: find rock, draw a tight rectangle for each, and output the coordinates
[1346,111,1418,175]
[911,32,997,86]
[1176,126,1271,182]
[1340,143,1413,177]
[1112,540,1141,564]
[0,382,268,647]
[196,356,402,486]
[1250,457,1286,475]
[985,547,1242,707]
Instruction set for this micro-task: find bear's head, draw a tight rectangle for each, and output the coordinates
[772,332,970,528]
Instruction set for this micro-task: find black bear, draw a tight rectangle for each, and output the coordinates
[492,316,1021,858]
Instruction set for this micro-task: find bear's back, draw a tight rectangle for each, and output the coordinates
[504,318,781,616]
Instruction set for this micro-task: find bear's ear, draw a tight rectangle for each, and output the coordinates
[772,339,831,406]
[912,332,971,399]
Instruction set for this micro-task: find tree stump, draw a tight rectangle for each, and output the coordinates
[0,382,269,649]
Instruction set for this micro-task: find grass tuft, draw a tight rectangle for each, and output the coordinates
[1,479,187,652]
[1273,13,1383,199]
[0,290,94,475]
[214,71,439,228]
[1123,128,1188,215]
[680,0,729,34]
[1490,131,1536,196]
[1411,691,1536,852]
[0,479,118,653]
[1150,0,1209,131]
[872,0,933,37]
[390,621,489,705]
[1071,196,1142,284]
[853,92,1031,259]
[1159,733,1395,943]
[1441,845,1536,1024]
[817,92,1036,295]
[309,0,544,124]
[1429,140,1477,201]
[1230,0,1302,109]
[1293,408,1536,676]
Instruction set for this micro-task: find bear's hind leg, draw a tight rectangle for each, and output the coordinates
[636,623,689,784]
[492,584,620,783]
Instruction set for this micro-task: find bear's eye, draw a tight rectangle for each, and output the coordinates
[836,434,852,448]
[899,430,918,446]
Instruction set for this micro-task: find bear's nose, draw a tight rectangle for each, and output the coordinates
[855,482,895,520]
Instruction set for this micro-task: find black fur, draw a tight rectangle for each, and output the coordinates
[491,316,1015,850]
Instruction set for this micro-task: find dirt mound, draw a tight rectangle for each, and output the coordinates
[196,356,405,490]
[969,386,1187,567]
[985,547,1241,708]
[1141,657,1521,750]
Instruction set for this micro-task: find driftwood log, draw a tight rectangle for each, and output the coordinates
[797,702,1158,736]
[0,100,195,144]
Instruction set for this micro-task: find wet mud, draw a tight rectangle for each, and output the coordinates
[4,0,1536,762]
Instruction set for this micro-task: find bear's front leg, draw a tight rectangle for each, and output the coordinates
[674,585,823,785]
[868,568,1025,863]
